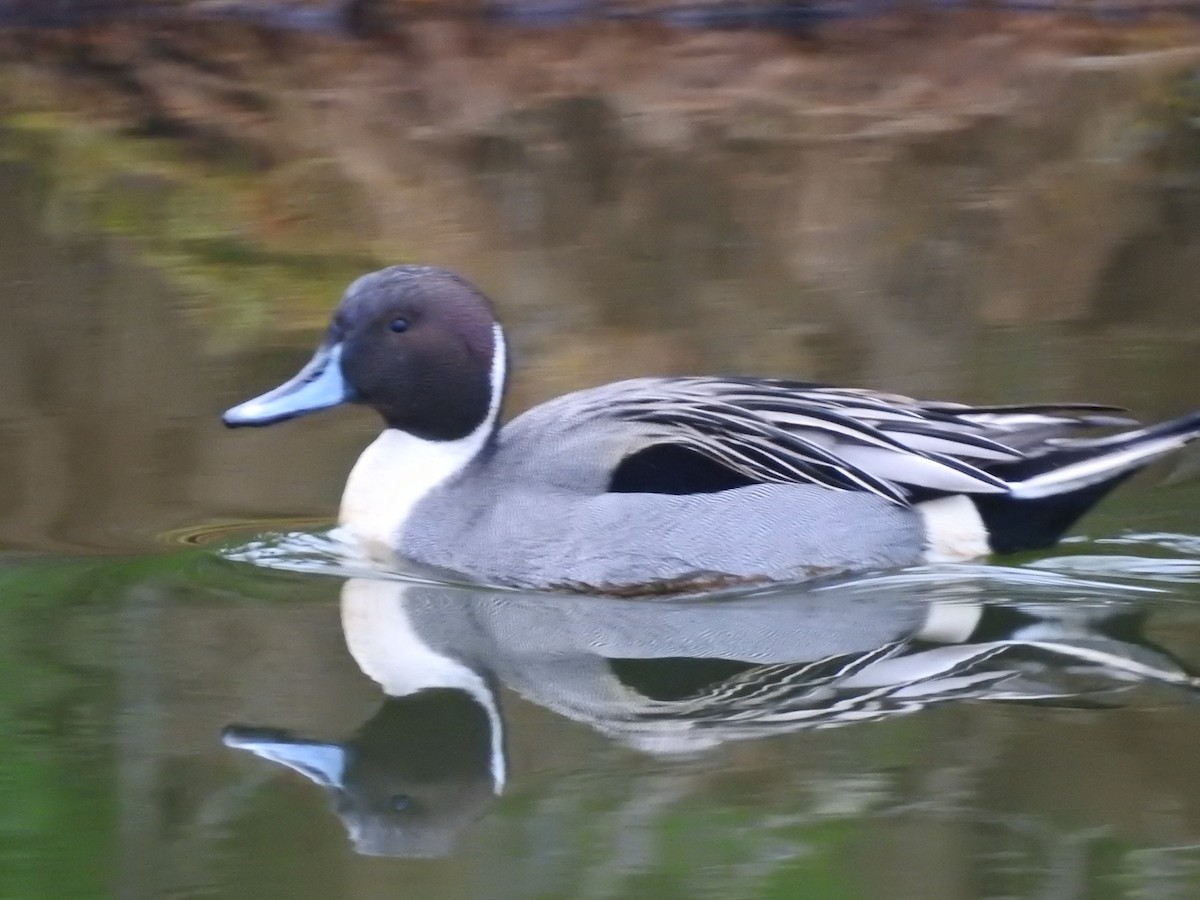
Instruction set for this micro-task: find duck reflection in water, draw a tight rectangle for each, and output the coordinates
[225,689,499,858]
[224,574,1200,857]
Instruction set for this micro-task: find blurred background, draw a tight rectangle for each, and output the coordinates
[4,0,1200,547]
[4,2,1200,898]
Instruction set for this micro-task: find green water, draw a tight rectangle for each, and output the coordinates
[5,42,1200,900]
[8,535,1200,899]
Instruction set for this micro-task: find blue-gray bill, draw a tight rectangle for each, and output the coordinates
[223,343,354,427]
[222,726,347,787]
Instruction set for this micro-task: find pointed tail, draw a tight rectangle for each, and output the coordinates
[975,410,1200,554]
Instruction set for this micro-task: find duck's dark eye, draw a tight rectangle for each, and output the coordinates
[390,794,413,812]
[389,317,410,334]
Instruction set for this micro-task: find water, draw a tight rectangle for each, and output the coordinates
[5,15,1200,899]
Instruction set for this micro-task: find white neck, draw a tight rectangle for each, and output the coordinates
[338,325,506,549]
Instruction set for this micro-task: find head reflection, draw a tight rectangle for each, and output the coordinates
[225,571,1200,857]
[225,687,499,857]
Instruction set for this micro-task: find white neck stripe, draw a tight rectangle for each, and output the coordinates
[484,322,507,435]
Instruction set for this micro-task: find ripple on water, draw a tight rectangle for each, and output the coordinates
[159,518,334,547]
[1029,532,1200,589]
[217,526,508,591]
[209,522,1200,605]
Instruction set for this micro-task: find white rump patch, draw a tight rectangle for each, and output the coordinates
[917,495,990,562]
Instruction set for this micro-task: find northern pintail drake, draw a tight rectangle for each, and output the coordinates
[223,265,1200,593]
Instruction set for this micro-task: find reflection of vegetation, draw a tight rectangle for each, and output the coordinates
[1141,69,1200,177]
[0,551,330,898]
[0,561,112,899]
[3,548,1200,896]
[0,105,392,345]
[483,730,1200,899]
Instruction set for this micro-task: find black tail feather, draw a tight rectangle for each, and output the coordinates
[973,472,1139,554]
[973,409,1200,554]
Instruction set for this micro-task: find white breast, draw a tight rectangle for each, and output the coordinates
[337,323,507,549]
[338,428,487,548]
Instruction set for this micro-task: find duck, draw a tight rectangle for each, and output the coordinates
[223,264,1200,593]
